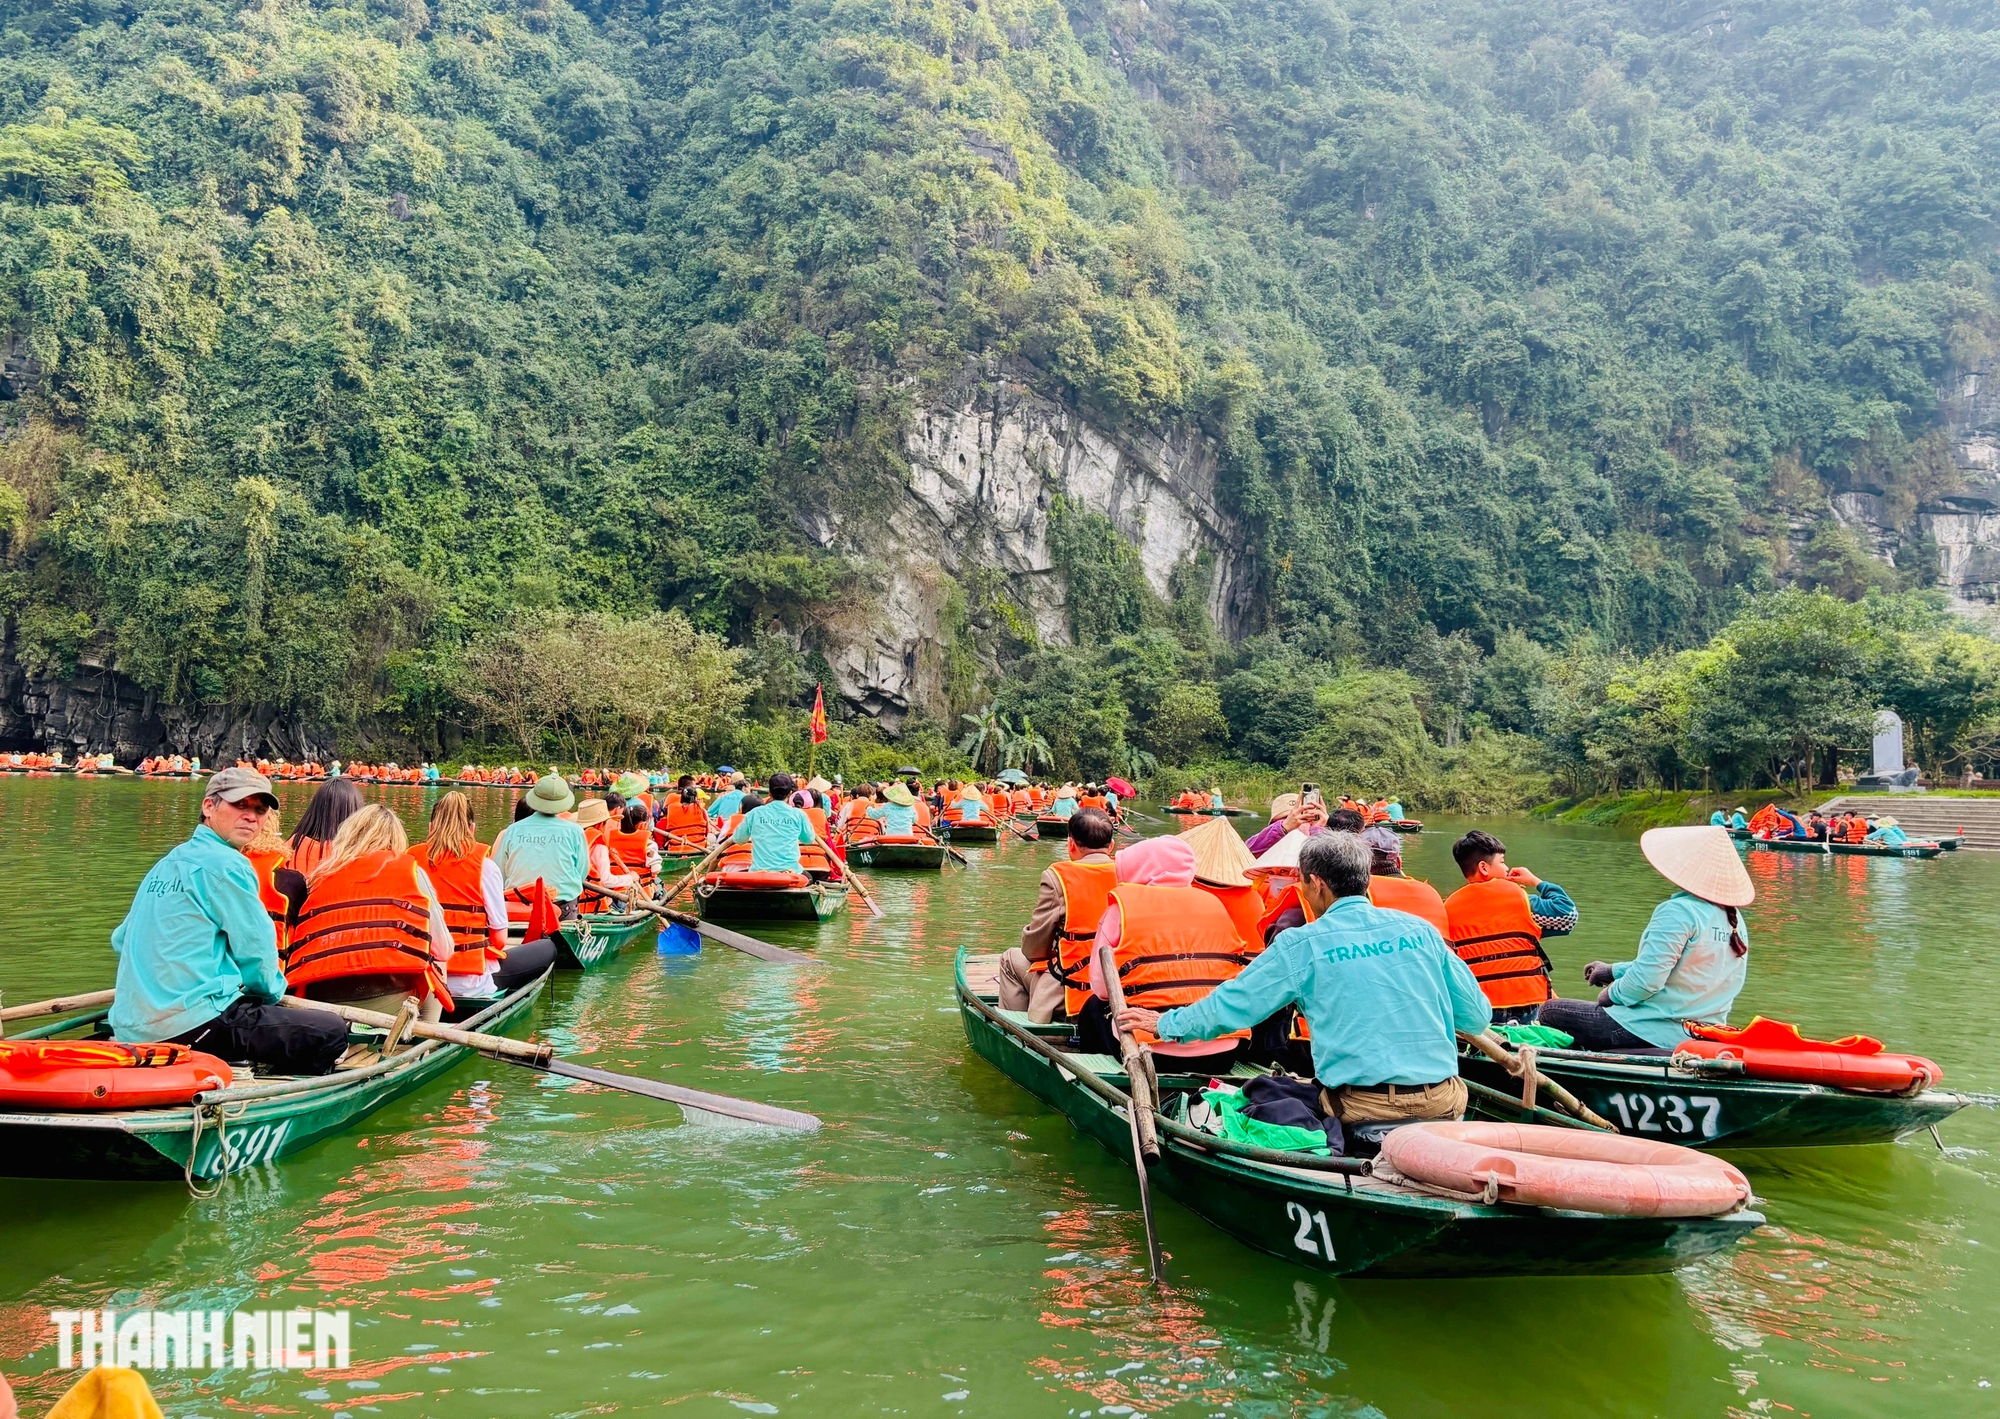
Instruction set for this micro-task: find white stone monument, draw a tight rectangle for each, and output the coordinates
[1857,709,1920,790]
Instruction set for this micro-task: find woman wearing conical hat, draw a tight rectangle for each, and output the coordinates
[1540,826,1753,1054]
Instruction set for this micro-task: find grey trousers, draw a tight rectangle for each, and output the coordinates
[996,948,1066,1023]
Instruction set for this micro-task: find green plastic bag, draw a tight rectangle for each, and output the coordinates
[1200,1087,1332,1156]
[1494,1023,1574,1049]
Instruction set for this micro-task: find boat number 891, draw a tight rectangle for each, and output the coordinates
[1601,1093,1722,1138]
[1286,1201,1335,1260]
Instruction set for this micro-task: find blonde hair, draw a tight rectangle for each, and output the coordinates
[308,803,409,886]
[245,813,288,857]
[423,791,478,863]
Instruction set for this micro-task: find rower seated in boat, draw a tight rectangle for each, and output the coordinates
[411,792,556,1002]
[1544,826,1751,1054]
[726,771,819,874]
[867,782,927,837]
[288,805,455,1022]
[495,774,590,916]
[109,768,349,1075]
[1866,815,1909,846]
[1442,829,1577,1024]
[995,808,1118,1022]
[1080,834,1251,1067]
[575,797,638,909]
[1117,832,1491,1131]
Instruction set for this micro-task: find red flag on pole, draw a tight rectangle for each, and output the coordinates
[809,684,829,745]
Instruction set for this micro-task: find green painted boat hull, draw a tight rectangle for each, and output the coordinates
[1747,836,1942,859]
[553,912,658,969]
[1035,816,1070,840]
[957,952,1759,1278]
[696,882,847,922]
[942,822,1000,842]
[1390,820,1422,834]
[1458,1049,1972,1148]
[847,841,949,869]
[0,976,548,1183]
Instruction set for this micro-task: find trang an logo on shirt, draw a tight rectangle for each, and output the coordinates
[50,1309,351,1371]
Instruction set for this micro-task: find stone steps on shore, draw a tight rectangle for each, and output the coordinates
[1818,796,2000,849]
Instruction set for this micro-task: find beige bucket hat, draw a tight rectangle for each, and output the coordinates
[1640,825,1755,908]
[1268,792,1300,820]
[1181,815,1255,888]
[573,798,611,828]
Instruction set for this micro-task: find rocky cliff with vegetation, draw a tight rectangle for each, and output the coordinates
[2,0,1999,790]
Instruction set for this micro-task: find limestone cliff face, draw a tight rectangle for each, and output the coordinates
[1831,360,2000,616]
[802,374,1257,727]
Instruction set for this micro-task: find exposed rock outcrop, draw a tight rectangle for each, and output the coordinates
[802,372,1256,728]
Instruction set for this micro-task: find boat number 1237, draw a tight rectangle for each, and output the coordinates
[1601,1093,1722,1138]
[1286,1201,1335,1260]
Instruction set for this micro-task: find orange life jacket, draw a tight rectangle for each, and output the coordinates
[607,824,655,886]
[1048,859,1119,1017]
[409,842,498,975]
[288,849,449,1004]
[1079,794,1108,812]
[245,846,290,954]
[1194,881,1267,957]
[1748,804,1781,833]
[1443,878,1550,1009]
[661,800,709,848]
[1109,883,1250,1046]
[1368,874,1450,935]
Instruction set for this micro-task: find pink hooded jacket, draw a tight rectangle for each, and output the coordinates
[1089,835,1236,1059]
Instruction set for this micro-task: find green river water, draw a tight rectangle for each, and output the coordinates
[2,777,1998,1418]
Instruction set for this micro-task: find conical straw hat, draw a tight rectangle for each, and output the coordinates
[1181,815,1255,888]
[1249,828,1309,872]
[1640,826,1755,908]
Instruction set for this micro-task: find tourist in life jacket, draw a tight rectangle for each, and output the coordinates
[108,768,349,1073]
[288,776,364,878]
[1182,816,1265,949]
[573,798,639,907]
[495,773,591,914]
[995,808,1118,1022]
[1118,832,1492,1134]
[1364,832,1449,935]
[1442,830,1578,1023]
[727,771,819,872]
[1049,783,1079,819]
[660,786,711,853]
[1551,826,1752,1053]
[1746,803,1783,837]
[410,792,558,1001]
[1082,834,1250,1065]
[289,805,456,1021]
[707,773,749,827]
[607,801,661,889]
[242,808,297,953]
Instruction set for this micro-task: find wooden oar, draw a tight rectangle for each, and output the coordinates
[1098,943,1165,1283]
[1460,1031,1613,1130]
[281,996,821,1130]
[945,844,970,866]
[816,830,884,918]
[0,988,117,1035]
[1000,815,1038,844]
[666,836,728,905]
[618,895,819,965]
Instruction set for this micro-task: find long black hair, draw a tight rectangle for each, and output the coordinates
[1723,905,1747,957]
[289,776,364,852]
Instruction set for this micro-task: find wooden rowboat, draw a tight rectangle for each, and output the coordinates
[1389,819,1423,834]
[1744,835,1944,859]
[845,838,949,869]
[1035,815,1071,840]
[0,973,549,1184]
[696,878,848,923]
[941,820,1000,843]
[1456,1044,1980,1149]
[957,951,1760,1277]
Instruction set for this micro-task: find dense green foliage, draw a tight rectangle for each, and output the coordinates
[2,0,1998,778]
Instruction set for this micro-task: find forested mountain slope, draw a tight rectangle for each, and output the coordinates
[0,0,1993,763]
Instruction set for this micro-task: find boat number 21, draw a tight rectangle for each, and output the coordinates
[1601,1092,1722,1138]
[1286,1201,1335,1260]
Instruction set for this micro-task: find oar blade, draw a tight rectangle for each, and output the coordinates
[692,919,818,965]
[540,1058,822,1132]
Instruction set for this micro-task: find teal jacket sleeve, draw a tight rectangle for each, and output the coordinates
[730,816,752,844]
[1529,881,1577,936]
[1609,899,1692,1006]
[204,858,286,1001]
[1155,933,1305,1043]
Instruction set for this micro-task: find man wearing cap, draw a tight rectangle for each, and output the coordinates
[109,768,349,1073]
[996,808,1118,1022]
[495,773,591,910]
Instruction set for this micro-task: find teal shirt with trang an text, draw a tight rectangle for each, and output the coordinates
[1155,895,1492,1088]
[109,824,288,1042]
[1605,892,1749,1048]
[494,812,590,900]
[730,801,819,871]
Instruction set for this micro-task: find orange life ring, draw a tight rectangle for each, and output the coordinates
[705,870,811,890]
[1678,1017,1940,1093]
[1378,1121,1751,1218]
[0,1041,234,1111]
